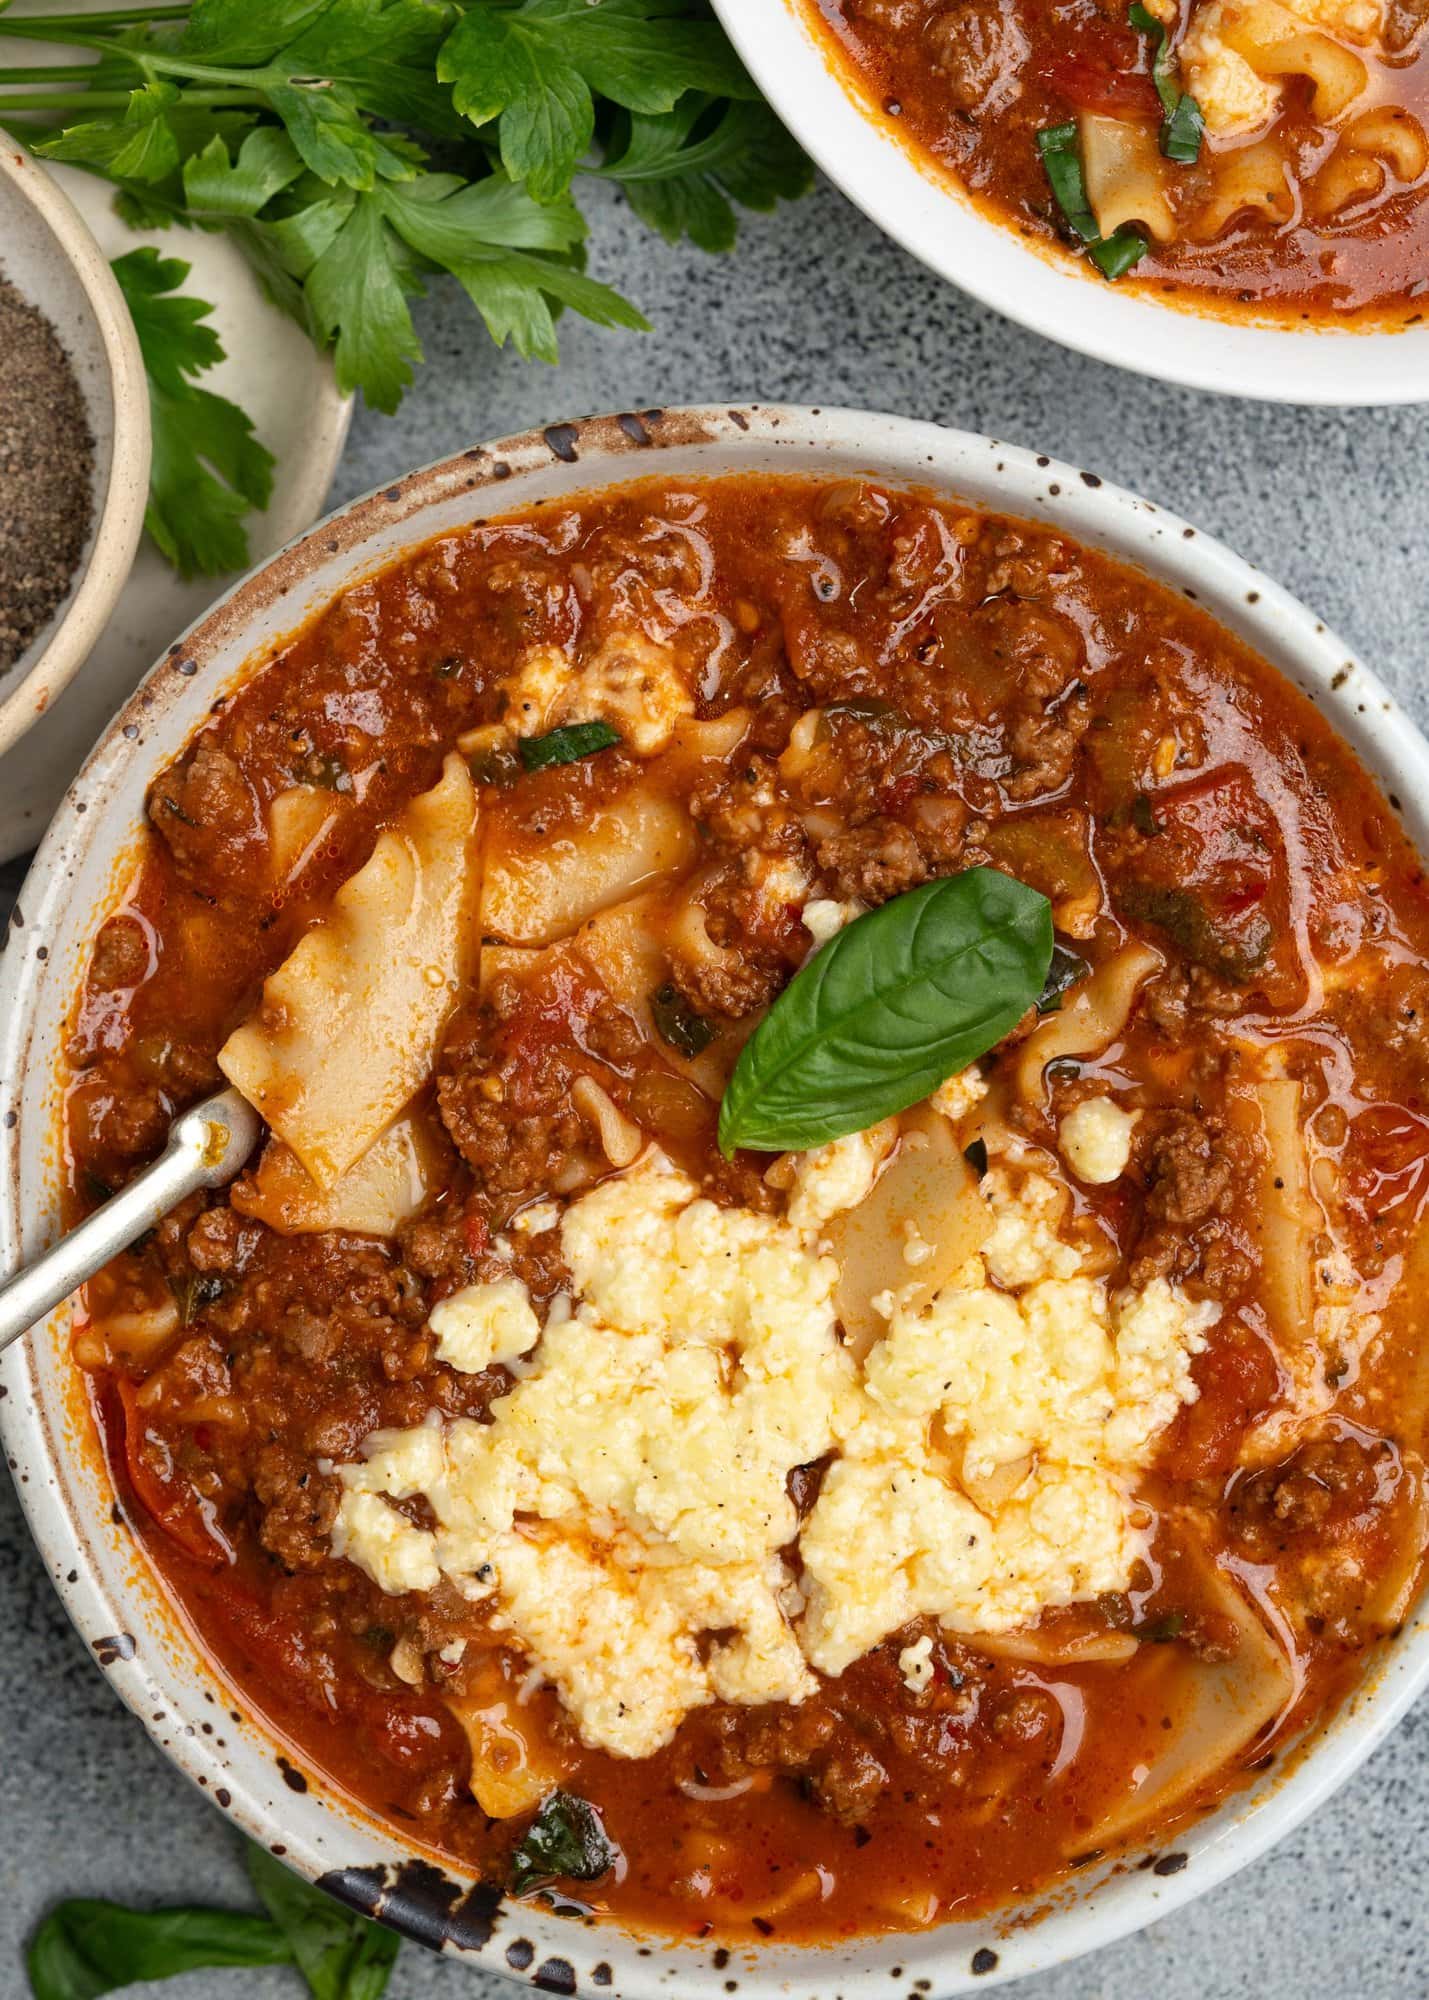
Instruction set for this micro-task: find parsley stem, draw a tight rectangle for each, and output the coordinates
[0,5,190,25]
[0,84,257,107]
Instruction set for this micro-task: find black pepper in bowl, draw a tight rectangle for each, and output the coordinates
[0,266,96,674]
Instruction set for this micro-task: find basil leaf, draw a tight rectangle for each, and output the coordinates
[1037,124,1148,278]
[1161,89,1205,163]
[518,720,622,771]
[28,1899,292,2000]
[1128,3,1204,162]
[1038,943,1091,1014]
[1087,227,1148,279]
[1036,121,1099,243]
[718,869,1053,1156]
[247,1845,398,2000]
[650,982,716,1058]
[509,1792,616,1896]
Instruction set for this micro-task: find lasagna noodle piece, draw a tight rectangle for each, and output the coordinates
[219,752,477,1187]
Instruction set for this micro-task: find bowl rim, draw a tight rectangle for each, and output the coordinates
[710,0,1429,407]
[2,403,1427,1997]
[0,142,151,756]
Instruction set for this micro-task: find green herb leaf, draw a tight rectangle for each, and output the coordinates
[650,981,717,1057]
[246,1844,399,2000]
[28,1899,293,2000]
[1037,942,1091,1013]
[1135,1609,1187,1643]
[1037,121,1147,279]
[597,93,811,252]
[509,1792,615,1896]
[519,719,623,770]
[1087,227,1148,279]
[112,248,275,578]
[718,870,1054,1156]
[438,0,755,201]
[182,127,306,218]
[1036,120,1099,242]
[1128,3,1204,161]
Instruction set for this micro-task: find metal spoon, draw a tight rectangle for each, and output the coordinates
[0,1087,263,1355]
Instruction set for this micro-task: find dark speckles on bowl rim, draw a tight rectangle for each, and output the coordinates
[0,407,1427,2000]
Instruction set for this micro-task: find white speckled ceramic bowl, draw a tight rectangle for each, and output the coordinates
[1,407,1425,1995]
[0,143,150,753]
[711,0,1429,406]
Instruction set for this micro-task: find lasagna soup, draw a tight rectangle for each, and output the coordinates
[66,474,1429,1939]
[806,0,1429,321]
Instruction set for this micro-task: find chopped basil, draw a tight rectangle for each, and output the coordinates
[650,982,717,1058]
[1088,229,1150,280]
[509,1792,616,1896]
[1037,121,1100,242]
[1038,943,1092,1014]
[1136,1609,1188,1643]
[178,1271,225,1325]
[1129,3,1205,162]
[718,869,1053,1156]
[518,720,622,771]
[466,739,523,788]
[1037,123,1148,279]
[1130,792,1161,837]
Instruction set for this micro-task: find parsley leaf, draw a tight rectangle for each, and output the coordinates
[598,93,811,251]
[3,0,808,481]
[438,0,757,200]
[112,247,275,577]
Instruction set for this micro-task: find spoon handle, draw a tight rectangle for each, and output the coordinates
[0,1087,263,1357]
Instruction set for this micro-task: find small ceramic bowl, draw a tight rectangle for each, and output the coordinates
[1,407,1425,1996]
[710,0,1429,406]
[0,143,150,755]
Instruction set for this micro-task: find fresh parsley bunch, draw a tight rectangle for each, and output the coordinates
[0,0,811,572]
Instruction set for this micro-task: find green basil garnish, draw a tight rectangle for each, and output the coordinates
[28,1902,295,2000]
[1038,943,1091,1014]
[717,869,1053,1156]
[509,1792,616,1896]
[28,1844,399,2000]
[1129,3,1205,162]
[247,1843,399,2000]
[1037,123,1148,279]
[1037,121,1100,242]
[518,721,622,771]
[650,982,717,1058]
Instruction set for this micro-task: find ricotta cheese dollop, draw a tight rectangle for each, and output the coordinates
[332,1131,1217,1760]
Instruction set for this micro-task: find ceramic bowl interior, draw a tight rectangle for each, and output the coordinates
[2,407,1426,1998]
[711,0,1429,406]
[0,144,150,755]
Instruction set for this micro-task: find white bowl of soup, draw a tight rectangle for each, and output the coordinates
[712,0,1429,403]
[1,406,1426,1995]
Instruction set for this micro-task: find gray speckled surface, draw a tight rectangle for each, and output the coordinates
[1,174,1426,1999]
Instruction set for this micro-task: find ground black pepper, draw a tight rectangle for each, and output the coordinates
[0,265,96,673]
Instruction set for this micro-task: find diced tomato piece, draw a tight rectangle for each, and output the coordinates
[118,1378,232,1569]
[1039,52,1160,120]
[1164,1319,1281,1478]
[1344,1103,1429,1227]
